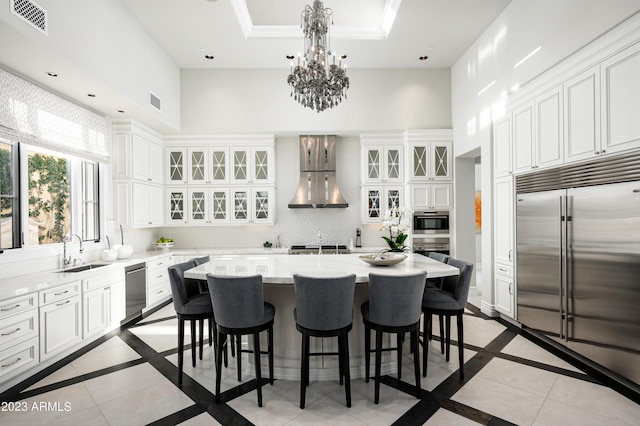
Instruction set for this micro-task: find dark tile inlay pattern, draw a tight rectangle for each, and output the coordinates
[1,301,637,425]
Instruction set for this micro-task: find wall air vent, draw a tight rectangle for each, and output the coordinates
[149,92,162,112]
[11,0,47,35]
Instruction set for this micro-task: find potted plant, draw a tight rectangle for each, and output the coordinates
[380,206,412,252]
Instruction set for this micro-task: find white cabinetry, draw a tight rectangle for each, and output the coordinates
[230,147,274,185]
[360,137,404,184]
[493,115,512,177]
[564,66,601,162]
[113,120,165,228]
[230,188,275,224]
[188,188,232,224]
[409,184,453,210]
[132,182,163,227]
[513,87,564,173]
[494,175,515,318]
[362,186,404,223]
[82,269,125,339]
[0,294,39,384]
[166,188,188,224]
[404,130,452,182]
[39,281,82,361]
[187,147,230,185]
[132,134,163,184]
[600,42,640,155]
[165,147,187,184]
[146,256,174,308]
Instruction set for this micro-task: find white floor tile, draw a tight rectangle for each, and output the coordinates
[48,406,109,426]
[533,398,629,426]
[424,408,483,425]
[24,363,79,392]
[129,317,183,352]
[547,375,640,425]
[475,358,559,398]
[138,303,176,324]
[83,363,168,405]
[452,375,546,425]
[97,379,194,425]
[71,337,141,375]
[178,412,223,425]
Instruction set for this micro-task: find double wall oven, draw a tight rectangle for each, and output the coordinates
[412,211,450,256]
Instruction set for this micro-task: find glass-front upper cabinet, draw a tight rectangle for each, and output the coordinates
[408,141,452,181]
[165,147,187,184]
[361,186,404,224]
[230,147,274,184]
[360,135,404,184]
[231,188,274,224]
[166,188,187,224]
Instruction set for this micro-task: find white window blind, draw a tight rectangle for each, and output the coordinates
[0,67,110,162]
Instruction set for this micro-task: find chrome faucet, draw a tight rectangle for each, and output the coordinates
[317,229,322,255]
[62,233,84,267]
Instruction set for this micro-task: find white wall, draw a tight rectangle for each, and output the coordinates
[0,0,181,132]
[179,68,451,134]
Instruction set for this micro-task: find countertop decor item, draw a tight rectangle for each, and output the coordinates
[359,253,407,266]
[101,236,118,261]
[380,206,411,252]
[115,225,133,259]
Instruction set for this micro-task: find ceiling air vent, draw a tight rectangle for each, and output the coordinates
[149,92,161,112]
[11,0,47,35]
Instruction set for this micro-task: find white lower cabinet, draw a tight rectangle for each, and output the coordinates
[495,264,514,318]
[39,292,82,361]
[82,269,126,338]
[0,294,39,384]
[146,256,174,308]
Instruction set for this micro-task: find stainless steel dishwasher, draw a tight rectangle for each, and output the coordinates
[124,262,147,324]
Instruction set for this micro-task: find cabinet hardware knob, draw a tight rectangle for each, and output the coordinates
[56,300,71,307]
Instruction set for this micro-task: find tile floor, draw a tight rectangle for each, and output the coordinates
[1,301,638,425]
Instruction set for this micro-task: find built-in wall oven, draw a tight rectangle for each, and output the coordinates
[412,211,450,256]
[413,211,449,234]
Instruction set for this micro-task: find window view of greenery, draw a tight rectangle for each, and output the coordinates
[28,148,71,245]
[82,161,99,241]
[0,141,16,249]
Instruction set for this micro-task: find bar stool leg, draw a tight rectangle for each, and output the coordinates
[178,317,185,386]
[236,335,242,381]
[412,328,421,398]
[397,333,403,380]
[199,318,204,361]
[445,316,451,362]
[253,332,263,407]
[374,330,383,404]
[268,326,274,385]
[300,332,308,409]
[364,323,371,383]
[190,320,197,367]
[422,312,429,377]
[215,332,226,403]
[457,312,465,379]
[338,335,344,385]
[342,333,352,408]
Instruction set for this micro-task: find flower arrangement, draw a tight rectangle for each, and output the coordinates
[380,205,412,252]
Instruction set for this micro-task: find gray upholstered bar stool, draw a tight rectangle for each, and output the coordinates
[361,271,426,404]
[206,274,275,407]
[423,252,451,356]
[293,274,356,409]
[421,258,473,379]
[168,260,214,386]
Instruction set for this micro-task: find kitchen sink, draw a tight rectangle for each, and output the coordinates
[57,263,110,273]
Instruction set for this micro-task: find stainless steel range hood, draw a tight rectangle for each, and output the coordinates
[288,135,349,208]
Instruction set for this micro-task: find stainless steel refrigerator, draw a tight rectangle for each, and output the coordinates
[516,177,640,391]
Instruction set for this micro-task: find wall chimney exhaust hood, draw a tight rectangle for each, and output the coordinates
[288,135,349,208]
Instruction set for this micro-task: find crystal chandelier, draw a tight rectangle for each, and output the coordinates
[287,0,349,113]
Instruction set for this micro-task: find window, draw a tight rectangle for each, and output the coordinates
[81,160,100,241]
[0,139,19,250]
[27,146,71,245]
[0,139,101,251]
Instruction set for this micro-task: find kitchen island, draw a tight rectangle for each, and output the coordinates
[185,253,459,380]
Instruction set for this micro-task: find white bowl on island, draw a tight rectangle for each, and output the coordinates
[155,242,175,250]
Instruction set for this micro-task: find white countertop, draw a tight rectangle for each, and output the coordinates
[184,252,459,284]
[0,251,174,302]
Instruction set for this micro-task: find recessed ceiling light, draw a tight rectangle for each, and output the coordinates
[419,56,429,61]
[340,55,347,60]
[46,72,58,77]
[204,54,214,60]
[286,55,294,60]
[87,93,96,97]
[117,110,125,113]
